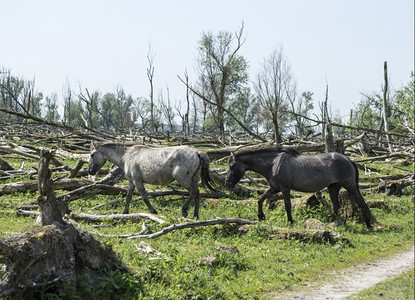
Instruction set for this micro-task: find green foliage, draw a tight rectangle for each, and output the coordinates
[350,72,414,135]
[395,72,415,131]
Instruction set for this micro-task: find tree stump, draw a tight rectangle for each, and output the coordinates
[337,190,377,224]
[0,149,123,298]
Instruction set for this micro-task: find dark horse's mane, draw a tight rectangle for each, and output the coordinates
[234,145,301,157]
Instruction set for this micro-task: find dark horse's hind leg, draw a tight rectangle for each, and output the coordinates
[257,188,276,220]
[281,188,294,224]
[327,183,344,224]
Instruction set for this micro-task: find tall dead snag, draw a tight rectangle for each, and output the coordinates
[382,61,393,153]
[37,149,67,224]
[0,149,122,298]
[323,83,335,153]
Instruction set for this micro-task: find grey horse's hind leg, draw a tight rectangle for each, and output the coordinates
[123,181,135,214]
[181,173,200,219]
[327,183,344,224]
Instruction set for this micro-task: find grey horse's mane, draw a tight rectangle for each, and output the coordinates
[234,145,301,157]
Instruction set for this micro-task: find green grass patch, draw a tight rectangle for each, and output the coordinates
[0,151,414,299]
[347,269,414,300]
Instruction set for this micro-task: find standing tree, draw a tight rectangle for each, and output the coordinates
[191,23,249,139]
[289,91,314,137]
[44,93,60,122]
[77,88,100,129]
[254,47,294,143]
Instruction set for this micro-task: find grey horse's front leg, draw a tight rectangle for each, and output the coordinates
[135,180,158,215]
[123,181,135,214]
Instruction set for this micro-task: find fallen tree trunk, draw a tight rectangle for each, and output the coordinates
[0,178,94,196]
[209,171,255,196]
[371,174,414,196]
[70,212,166,224]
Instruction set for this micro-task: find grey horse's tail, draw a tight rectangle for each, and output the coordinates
[197,151,218,192]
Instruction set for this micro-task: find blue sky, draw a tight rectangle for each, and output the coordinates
[1,0,413,120]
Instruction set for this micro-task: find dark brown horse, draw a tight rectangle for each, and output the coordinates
[225,145,373,230]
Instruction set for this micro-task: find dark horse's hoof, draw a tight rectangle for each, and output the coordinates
[366,226,374,232]
[258,214,266,221]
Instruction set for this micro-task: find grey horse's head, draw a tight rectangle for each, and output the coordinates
[225,152,246,188]
[88,142,107,175]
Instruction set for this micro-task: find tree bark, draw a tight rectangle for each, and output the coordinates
[36,149,66,225]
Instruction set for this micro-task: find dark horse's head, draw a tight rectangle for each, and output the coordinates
[88,141,107,175]
[225,152,246,189]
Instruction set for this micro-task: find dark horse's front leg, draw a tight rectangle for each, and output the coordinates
[258,188,277,221]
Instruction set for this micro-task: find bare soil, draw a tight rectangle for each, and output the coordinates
[270,246,414,299]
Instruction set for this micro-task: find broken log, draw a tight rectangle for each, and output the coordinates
[237,224,349,244]
[209,171,255,196]
[371,174,414,196]
[126,218,255,239]
[0,156,13,171]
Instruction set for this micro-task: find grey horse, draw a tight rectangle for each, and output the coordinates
[88,141,216,218]
[225,145,373,230]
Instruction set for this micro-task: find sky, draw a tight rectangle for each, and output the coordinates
[1,0,414,121]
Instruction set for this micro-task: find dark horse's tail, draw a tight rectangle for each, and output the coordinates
[350,159,362,192]
[197,151,218,192]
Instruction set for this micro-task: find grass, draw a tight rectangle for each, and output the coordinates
[348,269,414,300]
[0,149,414,299]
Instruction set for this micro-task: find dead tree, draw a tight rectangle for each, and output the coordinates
[0,149,122,298]
[382,61,393,153]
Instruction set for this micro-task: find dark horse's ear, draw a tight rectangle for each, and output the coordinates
[91,140,98,150]
[229,152,235,162]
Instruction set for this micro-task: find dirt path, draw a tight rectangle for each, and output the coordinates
[271,246,414,299]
